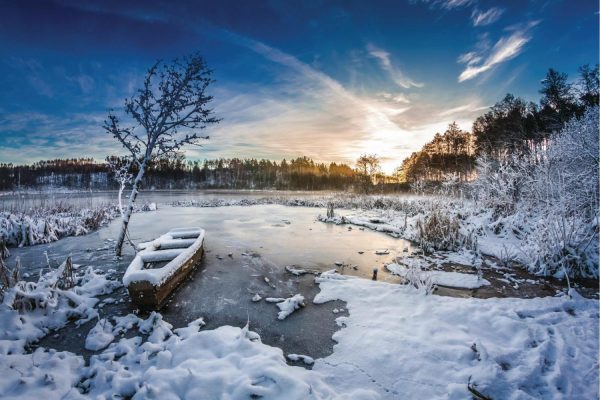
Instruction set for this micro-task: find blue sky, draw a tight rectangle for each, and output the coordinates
[0,0,597,172]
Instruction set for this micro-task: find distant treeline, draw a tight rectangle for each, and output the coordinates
[0,156,377,191]
[396,65,599,184]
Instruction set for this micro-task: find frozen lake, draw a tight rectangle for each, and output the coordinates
[7,201,414,360]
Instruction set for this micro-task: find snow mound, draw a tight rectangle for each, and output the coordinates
[82,316,344,399]
[385,263,490,289]
[85,319,115,351]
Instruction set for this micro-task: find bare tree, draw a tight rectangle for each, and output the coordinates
[104,53,220,255]
[355,154,380,193]
[106,156,133,217]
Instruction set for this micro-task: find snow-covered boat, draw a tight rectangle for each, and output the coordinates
[123,227,205,309]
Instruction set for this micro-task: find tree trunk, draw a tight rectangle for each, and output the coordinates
[115,163,146,256]
[117,181,125,216]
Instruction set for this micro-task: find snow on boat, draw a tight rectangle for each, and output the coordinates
[123,227,205,309]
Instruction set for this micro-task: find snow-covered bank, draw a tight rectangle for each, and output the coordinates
[0,263,597,399]
[385,262,489,289]
[312,271,599,399]
[0,203,157,248]
[317,193,598,279]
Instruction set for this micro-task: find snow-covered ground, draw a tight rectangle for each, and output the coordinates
[0,265,596,399]
[313,271,598,399]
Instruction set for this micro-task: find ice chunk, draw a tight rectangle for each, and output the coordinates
[276,294,305,320]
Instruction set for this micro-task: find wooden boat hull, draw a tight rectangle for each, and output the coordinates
[124,228,205,310]
[127,246,204,309]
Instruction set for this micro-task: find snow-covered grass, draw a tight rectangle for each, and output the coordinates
[0,263,121,345]
[0,202,158,248]
[0,204,117,247]
[172,193,429,211]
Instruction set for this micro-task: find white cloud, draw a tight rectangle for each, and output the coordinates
[415,0,473,10]
[471,7,504,26]
[379,92,411,104]
[458,21,539,82]
[441,0,473,9]
[367,44,423,89]
[438,103,489,117]
[457,51,482,66]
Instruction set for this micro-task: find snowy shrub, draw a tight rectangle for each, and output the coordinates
[525,210,598,278]
[474,154,525,216]
[0,263,120,344]
[474,106,599,277]
[404,262,436,295]
[0,202,155,248]
[0,257,20,299]
[416,208,476,252]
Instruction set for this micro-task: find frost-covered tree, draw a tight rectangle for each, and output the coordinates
[105,156,133,217]
[475,106,599,277]
[104,53,219,255]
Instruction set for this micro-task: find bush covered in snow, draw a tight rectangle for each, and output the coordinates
[0,261,120,344]
[0,205,117,247]
[0,201,158,248]
[415,207,476,252]
[474,107,599,278]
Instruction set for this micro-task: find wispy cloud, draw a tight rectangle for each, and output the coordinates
[379,92,411,104]
[367,44,423,89]
[8,57,54,98]
[441,0,473,9]
[438,103,489,117]
[414,0,473,10]
[458,21,540,82]
[472,7,504,26]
